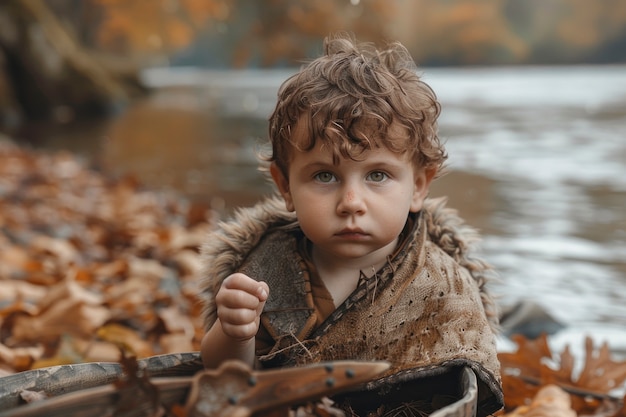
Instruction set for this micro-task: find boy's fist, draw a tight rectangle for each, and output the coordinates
[215,273,269,341]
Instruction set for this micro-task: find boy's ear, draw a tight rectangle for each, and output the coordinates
[270,163,295,212]
[410,166,437,213]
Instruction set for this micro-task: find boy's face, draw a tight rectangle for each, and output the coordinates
[270,138,435,264]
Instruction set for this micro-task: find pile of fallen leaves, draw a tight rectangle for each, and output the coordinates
[0,138,212,374]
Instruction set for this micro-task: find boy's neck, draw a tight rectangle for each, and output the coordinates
[311,238,398,307]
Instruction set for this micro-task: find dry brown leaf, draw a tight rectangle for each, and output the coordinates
[40,277,104,309]
[167,225,211,252]
[76,339,126,363]
[172,249,204,277]
[96,323,154,358]
[0,245,38,278]
[499,334,554,381]
[159,333,195,354]
[113,349,162,414]
[0,342,44,372]
[30,235,79,266]
[0,289,42,316]
[127,256,172,281]
[11,300,111,343]
[577,338,626,393]
[158,305,195,335]
[91,258,129,280]
[6,275,110,344]
[30,335,89,369]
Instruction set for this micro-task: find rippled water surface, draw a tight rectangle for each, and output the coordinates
[24,65,626,353]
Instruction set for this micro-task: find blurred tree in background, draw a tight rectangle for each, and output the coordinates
[0,0,147,133]
[1,0,625,133]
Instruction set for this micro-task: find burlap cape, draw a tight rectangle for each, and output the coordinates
[199,195,504,416]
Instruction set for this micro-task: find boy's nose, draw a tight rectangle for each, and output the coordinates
[337,186,366,215]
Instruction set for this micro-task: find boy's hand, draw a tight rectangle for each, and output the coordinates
[215,273,269,341]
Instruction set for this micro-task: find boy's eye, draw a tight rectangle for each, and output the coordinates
[315,172,336,183]
[367,171,388,182]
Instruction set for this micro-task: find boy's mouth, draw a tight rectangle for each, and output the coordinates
[336,228,368,237]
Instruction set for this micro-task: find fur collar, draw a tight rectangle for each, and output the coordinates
[198,194,499,332]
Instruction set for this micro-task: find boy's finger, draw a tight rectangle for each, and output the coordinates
[218,306,259,325]
[256,281,269,315]
[223,273,269,301]
[217,288,261,310]
[256,281,269,301]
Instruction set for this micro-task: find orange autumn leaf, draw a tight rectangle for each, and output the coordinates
[499,334,554,381]
[499,334,626,416]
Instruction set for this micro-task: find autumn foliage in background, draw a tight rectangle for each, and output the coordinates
[53,0,626,67]
[92,0,231,53]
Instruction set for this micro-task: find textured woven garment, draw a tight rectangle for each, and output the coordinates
[199,195,504,416]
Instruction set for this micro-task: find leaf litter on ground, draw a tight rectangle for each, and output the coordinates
[0,139,212,374]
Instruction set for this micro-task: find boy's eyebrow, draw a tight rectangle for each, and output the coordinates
[301,158,408,171]
[300,161,335,171]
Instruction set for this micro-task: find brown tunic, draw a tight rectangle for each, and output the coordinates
[199,195,504,416]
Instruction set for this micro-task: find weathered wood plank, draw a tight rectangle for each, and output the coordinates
[0,352,202,410]
[0,359,390,417]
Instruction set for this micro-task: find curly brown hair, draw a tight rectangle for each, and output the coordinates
[267,33,447,177]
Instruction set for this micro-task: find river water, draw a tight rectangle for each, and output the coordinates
[22,65,626,356]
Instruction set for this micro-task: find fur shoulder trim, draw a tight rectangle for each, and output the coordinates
[198,195,500,331]
[198,194,296,329]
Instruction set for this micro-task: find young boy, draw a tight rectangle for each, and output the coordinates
[198,34,503,416]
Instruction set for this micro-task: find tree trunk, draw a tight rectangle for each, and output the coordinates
[0,48,23,131]
[0,0,147,130]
